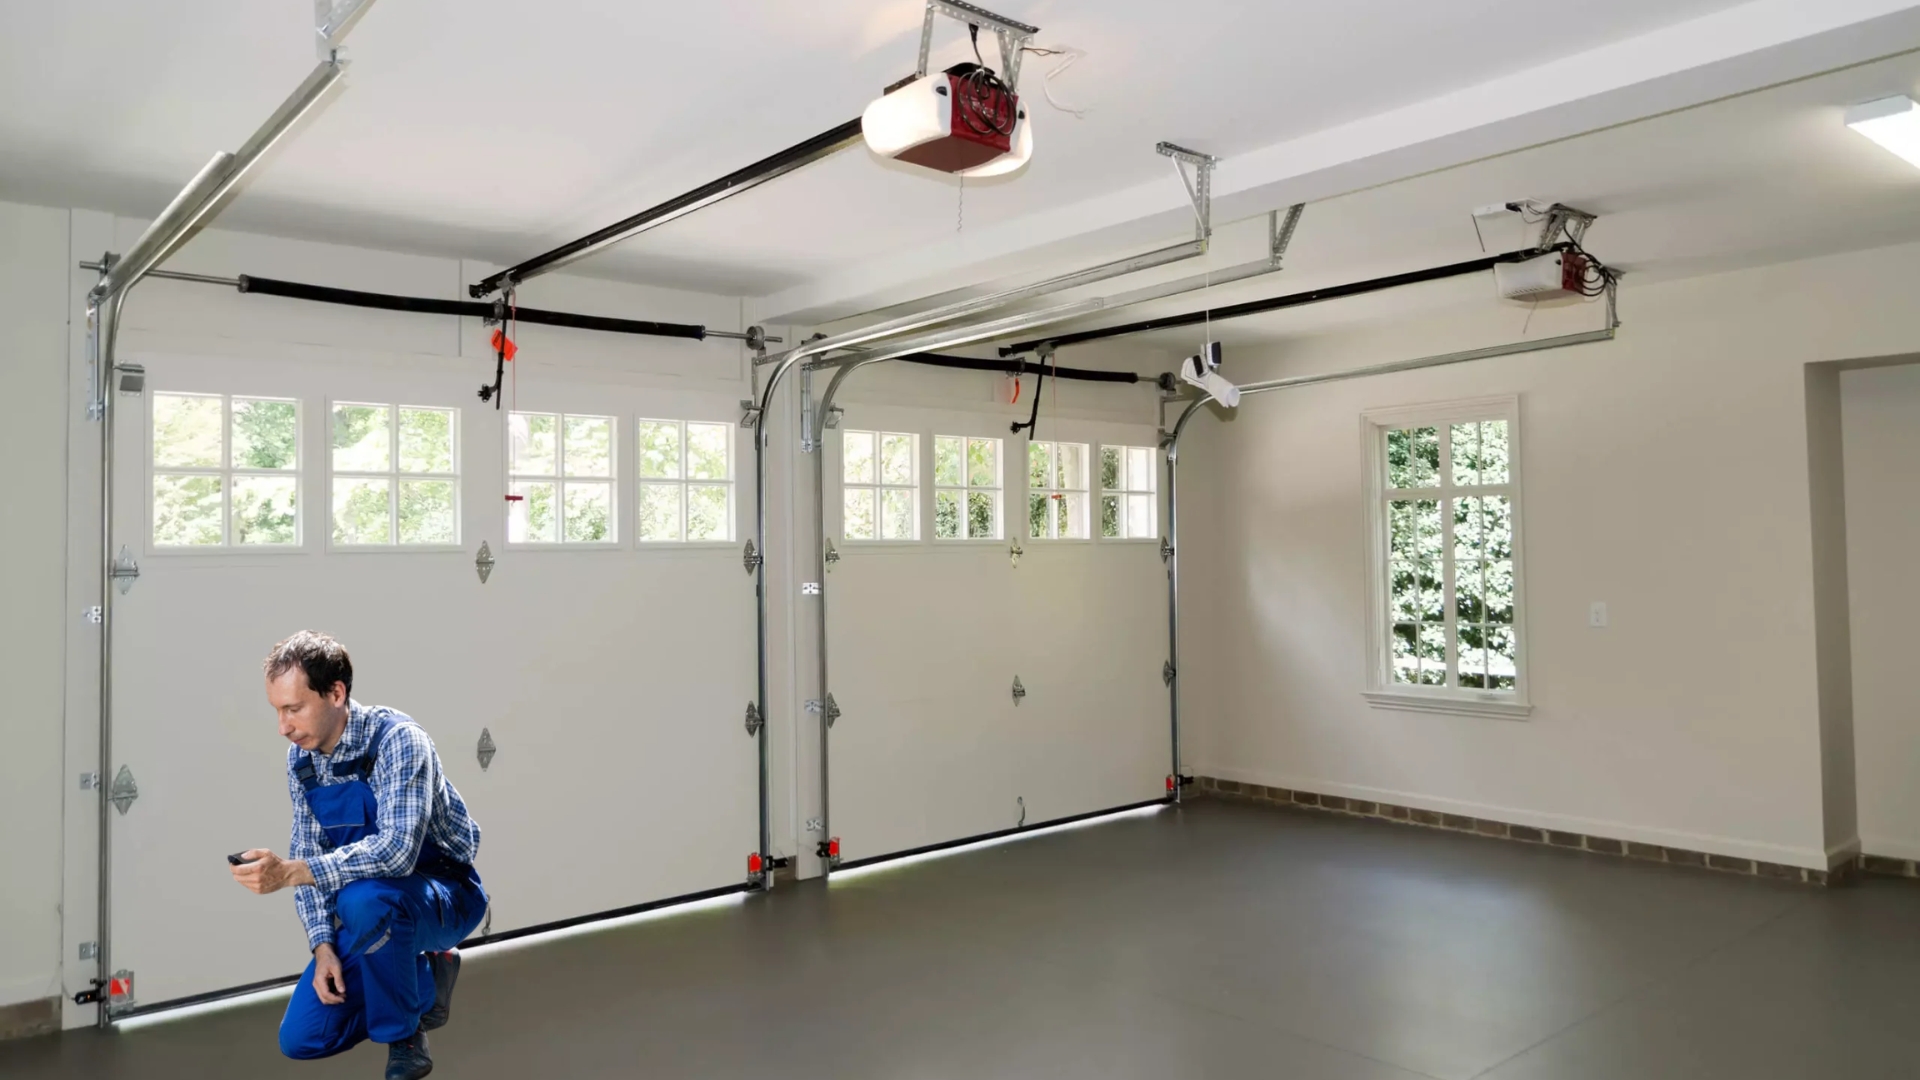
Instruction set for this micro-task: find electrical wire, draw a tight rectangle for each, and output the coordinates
[1022,44,1090,117]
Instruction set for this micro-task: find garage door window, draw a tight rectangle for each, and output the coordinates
[330,402,459,547]
[151,392,300,547]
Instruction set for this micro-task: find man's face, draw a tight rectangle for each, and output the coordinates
[267,669,348,752]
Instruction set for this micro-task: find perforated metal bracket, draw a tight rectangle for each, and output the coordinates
[79,772,100,791]
[1157,142,1217,240]
[83,606,103,625]
[315,0,375,59]
[1270,203,1305,267]
[476,728,496,771]
[739,399,762,428]
[918,1,1039,87]
[1011,676,1026,705]
[108,766,138,815]
[802,582,822,596]
[806,694,842,727]
[743,539,763,574]
[745,702,763,738]
[110,546,140,595]
[474,542,495,584]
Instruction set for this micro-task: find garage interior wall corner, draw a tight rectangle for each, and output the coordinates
[1802,364,1858,860]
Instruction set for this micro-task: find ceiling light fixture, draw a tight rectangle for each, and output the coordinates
[1846,95,1920,168]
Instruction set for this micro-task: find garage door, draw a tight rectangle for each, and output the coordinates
[823,402,1168,865]
[107,348,758,1008]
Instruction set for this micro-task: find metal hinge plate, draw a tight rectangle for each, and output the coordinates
[1160,538,1174,563]
[806,694,842,727]
[823,538,840,570]
[476,728,496,771]
[110,545,139,595]
[108,765,138,815]
[740,399,763,428]
[1009,538,1024,568]
[80,772,100,791]
[802,582,821,596]
[1163,661,1176,686]
[83,605,103,625]
[475,541,495,585]
[1011,676,1026,705]
[743,539,763,573]
[745,702,763,738]
[78,942,98,961]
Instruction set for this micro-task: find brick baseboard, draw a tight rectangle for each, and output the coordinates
[0,996,58,1043]
[1194,776,1858,887]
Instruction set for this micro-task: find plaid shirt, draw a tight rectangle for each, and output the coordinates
[287,702,482,951]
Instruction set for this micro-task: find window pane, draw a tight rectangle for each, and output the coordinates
[1456,560,1484,624]
[1129,447,1155,492]
[1416,561,1443,622]
[563,481,613,542]
[1127,493,1152,537]
[843,431,875,485]
[564,416,614,478]
[687,484,730,540]
[1387,426,1438,488]
[154,394,224,469]
[1454,497,1484,562]
[1391,623,1418,684]
[232,399,297,471]
[154,474,224,545]
[1100,446,1122,490]
[935,490,961,539]
[880,433,915,486]
[968,438,998,489]
[687,423,730,481]
[1486,561,1515,624]
[637,421,680,479]
[1459,622,1489,688]
[1485,495,1513,560]
[1390,499,1442,561]
[934,437,964,487]
[332,404,391,473]
[1451,422,1480,487]
[1481,421,1510,485]
[1029,492,1049,538]
[1029,442,1050,488]
[1417,623,1447,685]
[1058,492,1088,538]
[1488,625,1517,689]
[332,477,391,545]
[1056,443,1087,490]
[399,408,455,474]
[881,487,915,540]
[638,482,681,542]
[511,413,557,475]
[233,475,296,545]
[510,481,557,543]
[1101,494,1121,538]
[967,490,996,539]
[398,479,456,544]
[843,487,876,540]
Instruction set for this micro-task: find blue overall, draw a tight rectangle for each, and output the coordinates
[278,715,488,1059]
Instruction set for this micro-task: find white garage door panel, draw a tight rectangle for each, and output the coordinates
[827,405,1167,865]
[110,353,755,1006]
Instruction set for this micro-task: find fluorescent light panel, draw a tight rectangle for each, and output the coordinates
[1846,95,1920,168]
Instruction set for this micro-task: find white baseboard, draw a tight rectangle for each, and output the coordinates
[1195,763,1831,870]
[1859,835,1920,863]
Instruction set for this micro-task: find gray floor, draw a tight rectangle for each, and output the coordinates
[7,798,1920,1079]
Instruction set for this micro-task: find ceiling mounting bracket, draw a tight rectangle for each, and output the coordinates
[1157,142,1217,241]
[918,1,1040,88]
[1270,203,1305,267]
[314,0,376,60]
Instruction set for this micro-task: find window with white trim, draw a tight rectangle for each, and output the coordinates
[151,392,299,547]
[508,412,616,544]
[1027,440,1090,539]
[1099,445,1158,540]
[843,430,918,541]
[933,435,1002,540]
[636,419,734,542]
[1364,399,1527,716]
[330,402,460,547]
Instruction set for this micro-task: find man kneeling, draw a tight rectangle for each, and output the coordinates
[231,631,487,1080]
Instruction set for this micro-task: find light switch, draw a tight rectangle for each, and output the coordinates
[1589,601,1609,628]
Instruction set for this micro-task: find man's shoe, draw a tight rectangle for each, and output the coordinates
[420,950,460,1031]
[385,1030,432,1080]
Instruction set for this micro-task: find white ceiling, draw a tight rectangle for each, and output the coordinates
[1,0,1755,296]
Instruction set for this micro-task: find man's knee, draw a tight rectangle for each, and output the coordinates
[279,1020,329,1060]
[336,879,409,932]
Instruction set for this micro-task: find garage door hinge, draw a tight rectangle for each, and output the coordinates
[1011,676,1026,705]
[108,766,138,815]
[806,694,841,727]
[1160,538,1173,563]
[745,702,763,738]
[1009,537,1024,568]
[474,542,495,585]
[476,728,496,771]
[743,539,763,574]
[800,435,818,454]
[823,538,840,570]
[1163,661,1176,686]
[110,546,140,595]
[739,399,762,428]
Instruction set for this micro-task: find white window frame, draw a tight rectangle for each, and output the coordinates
[1360,396,1531,719]
[635,418,738,545]
[326,400,463,551]
[1098,443,1160,541]
[932,434,1004,542]
[840,429,921,543]
[506,411,620,547]
[147,391,304,551]
[1026,440,1092,541]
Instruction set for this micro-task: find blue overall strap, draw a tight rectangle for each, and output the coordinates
[293,753,320,791]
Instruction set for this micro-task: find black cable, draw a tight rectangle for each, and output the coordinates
[899,352,1139,383]
[1011,365,1047,438]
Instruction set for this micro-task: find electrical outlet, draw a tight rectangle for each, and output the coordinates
[1589,601,1609,628]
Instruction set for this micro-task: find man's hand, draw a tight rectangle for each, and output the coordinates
[228,849,315,895]
[311,944,346,1006]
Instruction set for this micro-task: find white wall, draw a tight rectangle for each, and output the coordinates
[1842,361,1920,861]
[0,201,74,1013]
[1169,240,1920,870]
